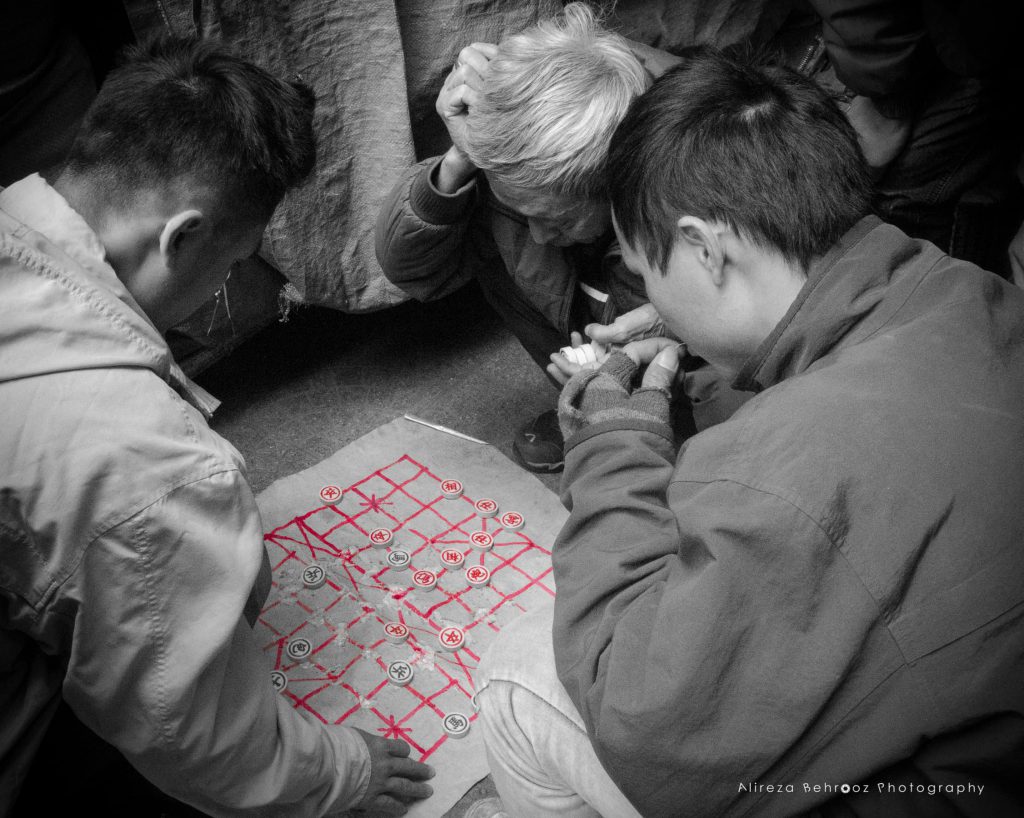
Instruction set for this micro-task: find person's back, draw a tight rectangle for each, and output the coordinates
[0,184,268,808]
[669,217,1024,814]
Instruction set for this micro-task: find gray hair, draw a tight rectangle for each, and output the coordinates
[463,2,649,199]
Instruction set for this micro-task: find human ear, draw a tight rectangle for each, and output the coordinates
[158,209,204,264]
[676,216,725,285]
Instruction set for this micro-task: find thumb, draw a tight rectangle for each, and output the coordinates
[640,344,681,392]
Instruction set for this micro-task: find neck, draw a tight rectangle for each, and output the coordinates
[715,237,806,374]
[53,173,168,312]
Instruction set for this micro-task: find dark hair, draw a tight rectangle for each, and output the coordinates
[63,36,316,216]
[608,45,872,273]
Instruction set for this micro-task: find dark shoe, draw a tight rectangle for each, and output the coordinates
[512,409,564,473]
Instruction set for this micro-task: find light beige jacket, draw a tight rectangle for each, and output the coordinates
[0,175,369,815]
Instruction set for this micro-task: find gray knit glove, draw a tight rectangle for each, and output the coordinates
[558,351,673,442]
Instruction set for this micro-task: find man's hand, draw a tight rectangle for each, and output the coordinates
[435,43,498,192]
[547,331,612,386]
[585,303,668,346]
[618,335,675,370]
[548,306,672,386]
[557,339,682,441]
[841,95,911,180]
[622,338,682,391]
[352,729,434,815]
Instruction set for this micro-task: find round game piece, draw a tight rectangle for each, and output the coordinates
[499,511,525,531]
[386,549,411,571]
[560,344,597,366]
[442,712,471,739]
[301,563,327,590]
[286,637,313,662]
[474,498,498,518]
[440,548,465,569]
[319,485,342,503]
[440,479,464,499]
[383,621,410,644]
[412,569,437,591]
[386,659,415,687]
[270,670,288,693]
[465,565,491,587]
[469,531,493,551]
[368,528,393,548]
[438,625,465,652]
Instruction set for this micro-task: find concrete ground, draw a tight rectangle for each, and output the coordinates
[196,282,561,499]
[194,281,562,816]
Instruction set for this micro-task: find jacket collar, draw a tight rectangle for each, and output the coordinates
[0,175,220,417]
[734,216,913,392]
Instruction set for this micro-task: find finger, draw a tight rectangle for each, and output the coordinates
[640,344,681,392]
[461,85,482,109]
[439,85,484,124]
[548,353,581,381]
[385,738,412,757]
[569,330,584,347]
[458,63,485,92]
[387,756,435,780]
[359,794,410,816]
[386,775,435,800]
[546,362,570,386]
[586,305,656,344]
[437,82,469,117]
[459,44,493,74]
[622,336,675,366]
[584,320,625,345]
[468,42,500,59]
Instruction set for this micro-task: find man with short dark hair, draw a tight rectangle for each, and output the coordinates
[475,45,1024,817]
[0,37,433,816]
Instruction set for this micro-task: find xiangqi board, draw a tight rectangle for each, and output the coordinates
[254,417,567,817]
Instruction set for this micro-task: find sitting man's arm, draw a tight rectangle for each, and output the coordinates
[552,345,883,817]
[66,470,432,817]
[374,44,498,302]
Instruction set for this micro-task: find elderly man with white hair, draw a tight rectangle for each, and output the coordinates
[376,2,663,473]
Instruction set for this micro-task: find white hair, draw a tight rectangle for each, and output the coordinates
[462,2,650,199]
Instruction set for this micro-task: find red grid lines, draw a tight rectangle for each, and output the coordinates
[257,454,555,761]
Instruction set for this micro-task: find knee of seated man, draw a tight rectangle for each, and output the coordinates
[477,603,557,692]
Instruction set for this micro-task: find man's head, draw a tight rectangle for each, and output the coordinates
[607,46,872,371]
[463,2,649,246]
[57,36,316,330]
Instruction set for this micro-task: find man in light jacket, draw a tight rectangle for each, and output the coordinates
[0,36,433,816]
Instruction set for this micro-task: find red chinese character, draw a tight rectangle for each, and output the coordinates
[442,628,462,645]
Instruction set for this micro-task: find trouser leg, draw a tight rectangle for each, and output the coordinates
[476,604,643,818]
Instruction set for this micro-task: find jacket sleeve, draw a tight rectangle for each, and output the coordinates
[553,427,881,817]
[374,156,484,302]
[808,0,928,105]
[63,469,370,817]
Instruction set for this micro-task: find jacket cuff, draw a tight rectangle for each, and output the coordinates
[409,157,477,225]
[565,417,675,453]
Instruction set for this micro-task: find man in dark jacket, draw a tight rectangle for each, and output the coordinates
[375,3,654,473]
[475,45,1024,818]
